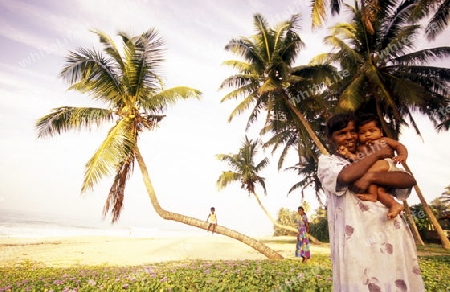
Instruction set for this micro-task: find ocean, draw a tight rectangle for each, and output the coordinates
[0,208,205,239]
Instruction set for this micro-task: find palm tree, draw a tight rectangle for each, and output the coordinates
[216,136,298,235]
[284,156,325,207]
[274,208,298,236]
[262,121,325,207]
[216,136,321,244]
[36,29,282,259]
[220,13,338,156]
[441,185,450,203]
[219,13,340,223]
[313,1,450,248]
[403,200,425,245]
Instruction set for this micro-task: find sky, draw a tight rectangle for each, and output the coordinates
[0,0,449,236]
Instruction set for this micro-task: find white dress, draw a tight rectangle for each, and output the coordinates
[317,154,425,292]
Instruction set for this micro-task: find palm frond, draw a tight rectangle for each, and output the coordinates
[216,171,240,191]
[221,60,253,73]
[225,38,264,71]
[394,47,450,65]
[36,107,113,138]
[328,23,357,39]
[60,48,124,102]
[436,118,450,132]
[91,29,124,70]
[81,118,137,193]
[308,53,335,65]
[378,25,421,61]
[423,0,450,40]
[323,35,364,64]
[225,93,257,123]
[219,74,258,94]
[311,0,328,29]
[140,86,201,112]
[128,29,166,99]
[337,74,366,111]
[103,155,134,222]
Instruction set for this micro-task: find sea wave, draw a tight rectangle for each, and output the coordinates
[0,209,205,239]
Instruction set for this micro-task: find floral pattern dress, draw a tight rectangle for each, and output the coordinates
[318,154,425,292]
[295,213,310,259]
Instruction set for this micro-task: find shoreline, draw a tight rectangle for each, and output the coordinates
[0,235,331,267]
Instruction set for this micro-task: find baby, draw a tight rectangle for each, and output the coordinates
[338,113,406,219]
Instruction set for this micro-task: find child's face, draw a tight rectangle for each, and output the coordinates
[358,121,383,145]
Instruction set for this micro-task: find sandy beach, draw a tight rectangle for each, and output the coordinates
[0,235,330,267]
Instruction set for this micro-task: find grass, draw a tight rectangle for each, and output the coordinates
[1,252,449,291]
[417,242,450,256]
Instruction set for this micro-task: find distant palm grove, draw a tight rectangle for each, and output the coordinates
[37,0,450,256]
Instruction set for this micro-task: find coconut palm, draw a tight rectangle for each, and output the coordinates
[285,156,325,206]
[36,29,282,259]
[274,208,298,236]
[403,200,426,245]
[216,136,322,243]
[313,1,450,248]
[220,13,338,156]
[216,136,298,234]
[262,119,325,207]
[441,185,450,203]
[220,13,339,217]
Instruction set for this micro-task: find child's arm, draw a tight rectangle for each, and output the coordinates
[380,137,408,163]
[206,214,210,222]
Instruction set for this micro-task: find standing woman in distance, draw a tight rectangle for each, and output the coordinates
[295,206,310,263]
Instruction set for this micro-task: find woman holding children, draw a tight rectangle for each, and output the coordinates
[317,112,424,291]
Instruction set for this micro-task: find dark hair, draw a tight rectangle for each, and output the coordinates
[356,113,381,130]
[325,112,356,138]
[298,206,304,211]
[211,207,215,211]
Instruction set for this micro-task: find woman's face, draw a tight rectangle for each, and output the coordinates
[330,121,358,153]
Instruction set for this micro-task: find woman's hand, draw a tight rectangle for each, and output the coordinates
[350,172,374,193]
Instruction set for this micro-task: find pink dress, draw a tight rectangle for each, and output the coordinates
[318,154,425,291]
[295,214,310,259]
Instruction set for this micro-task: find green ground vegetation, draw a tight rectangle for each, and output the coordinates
[1,248,449,292]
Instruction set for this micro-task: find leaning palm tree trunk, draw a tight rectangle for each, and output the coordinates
[403,200,425,246]
[135,148,283,259]
[251,191,321,245]
[402,163,450,249]
[283,94,330,156]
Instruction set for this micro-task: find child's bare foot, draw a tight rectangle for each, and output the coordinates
[356,193,377,202]
[387,202,404,220]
